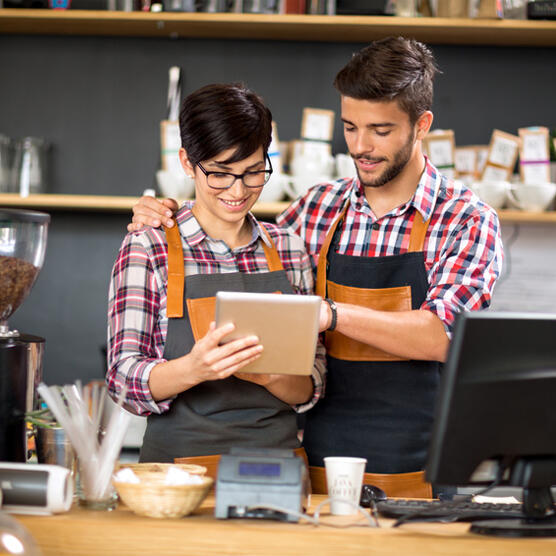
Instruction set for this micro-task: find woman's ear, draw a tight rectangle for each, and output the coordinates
[415,111,434,141]
[179,148,195,178]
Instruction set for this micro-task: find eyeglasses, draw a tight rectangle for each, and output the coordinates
[196,154,273,190]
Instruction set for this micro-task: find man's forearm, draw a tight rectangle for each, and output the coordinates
[334,303,450,362]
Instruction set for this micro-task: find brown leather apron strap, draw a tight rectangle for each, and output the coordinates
[407,212,430,253]
[165,220,185,318]
[165,220,284,325]
[174,447,308,483]
[308,466,432,499]
[318,205,432,361]
[315,201,350,298]
[317,204,431,298]
[259,224,285,273]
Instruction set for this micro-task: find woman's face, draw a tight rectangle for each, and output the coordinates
[180,146,267,231]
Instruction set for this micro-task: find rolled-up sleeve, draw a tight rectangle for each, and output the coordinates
[106,232,174,416]
[422,208,503,336]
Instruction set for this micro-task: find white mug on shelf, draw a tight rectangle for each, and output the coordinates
[156,169,195,199]
[470,180,511,210]
[256,172,289,203]
[507,182,556,212]
[290,152,334,181]
[285,152,334,200]
[283,174,332,200]
[335,153,357,179]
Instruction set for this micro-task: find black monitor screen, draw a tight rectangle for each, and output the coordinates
[426,311,556,490]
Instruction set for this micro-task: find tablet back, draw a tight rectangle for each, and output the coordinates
[215,291,321,375]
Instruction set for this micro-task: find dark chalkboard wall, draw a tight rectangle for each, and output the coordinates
[1,33,554,384]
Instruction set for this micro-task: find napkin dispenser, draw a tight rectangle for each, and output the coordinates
[215,448,308,523]
[0,463,73,515]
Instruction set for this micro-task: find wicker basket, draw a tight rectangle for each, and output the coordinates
[113,463,213,518]
[115,462,207,477]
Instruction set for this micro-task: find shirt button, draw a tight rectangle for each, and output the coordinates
[372,222,380,230]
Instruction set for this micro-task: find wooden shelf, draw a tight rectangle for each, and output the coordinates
[1,9,556,46]
[0,193,288,218]
[2,193,556,223]
[493,208,556,224]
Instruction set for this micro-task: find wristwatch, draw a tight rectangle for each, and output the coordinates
[325,298,337,332]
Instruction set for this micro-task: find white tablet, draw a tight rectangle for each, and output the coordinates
[214,291,321,375]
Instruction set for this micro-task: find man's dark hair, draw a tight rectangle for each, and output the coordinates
[334,36,439,124]
[179,83,272,165]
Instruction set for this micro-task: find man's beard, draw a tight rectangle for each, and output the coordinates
[353,130,415,189]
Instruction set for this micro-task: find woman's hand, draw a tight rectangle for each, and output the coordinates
[128,196,180,232]
[185,322,263,386]
[148,322,262,401]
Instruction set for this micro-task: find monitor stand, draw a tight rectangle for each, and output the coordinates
[470,485,556,538]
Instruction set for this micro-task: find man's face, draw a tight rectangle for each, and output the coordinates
[341,96,420,189]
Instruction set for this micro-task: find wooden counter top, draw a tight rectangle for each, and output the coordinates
[15,495,556,556]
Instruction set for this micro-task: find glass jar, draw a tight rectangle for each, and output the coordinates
[11,137,48,197]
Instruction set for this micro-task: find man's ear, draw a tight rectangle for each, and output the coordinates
[415,111,434,140]
[179,148,195,178]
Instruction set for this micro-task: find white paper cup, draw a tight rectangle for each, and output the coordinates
[324,456,367,515]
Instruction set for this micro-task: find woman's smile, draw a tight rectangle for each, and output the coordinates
[218,196,251,211]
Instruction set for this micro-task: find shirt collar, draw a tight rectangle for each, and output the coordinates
[349,156,442,222]
[175,201,270,248]
[411,156,443,222]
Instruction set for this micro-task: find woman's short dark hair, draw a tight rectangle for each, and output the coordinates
[334,37,439,124]
[179,83,272,166]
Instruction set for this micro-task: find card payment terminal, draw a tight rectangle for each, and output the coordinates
[215,448,308,523]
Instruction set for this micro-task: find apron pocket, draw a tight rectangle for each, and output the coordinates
[186,296,216,341]
[326,280,412,362]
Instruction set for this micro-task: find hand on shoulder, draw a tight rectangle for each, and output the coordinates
[128,196,180,232]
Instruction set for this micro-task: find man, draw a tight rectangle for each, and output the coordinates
[129,37,503,495]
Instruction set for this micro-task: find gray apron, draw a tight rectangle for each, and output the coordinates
[140,222,300,463]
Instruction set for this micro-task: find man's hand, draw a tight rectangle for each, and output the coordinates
[128,196,180,232]
[319,298,332,333]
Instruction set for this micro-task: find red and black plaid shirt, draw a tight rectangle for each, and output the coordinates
[277,157,504,334]
[107,202,326,416]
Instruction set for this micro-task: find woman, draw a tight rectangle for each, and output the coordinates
[107,83,327,464]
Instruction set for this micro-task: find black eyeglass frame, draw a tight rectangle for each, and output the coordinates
[196,154,273,190]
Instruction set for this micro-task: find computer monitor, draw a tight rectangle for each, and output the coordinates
[425,311,556,537]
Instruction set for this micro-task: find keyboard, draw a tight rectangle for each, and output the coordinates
[376,498,526,522]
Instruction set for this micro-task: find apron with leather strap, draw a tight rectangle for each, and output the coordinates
[303,200,441,497]
[140,221,300,463]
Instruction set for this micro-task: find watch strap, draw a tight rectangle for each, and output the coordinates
[325,297,337,332]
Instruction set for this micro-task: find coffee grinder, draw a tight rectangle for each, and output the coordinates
[0,208,50,462]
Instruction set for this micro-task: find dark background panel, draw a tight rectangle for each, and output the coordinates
[1,33,555,384]
[9,211,127,384]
